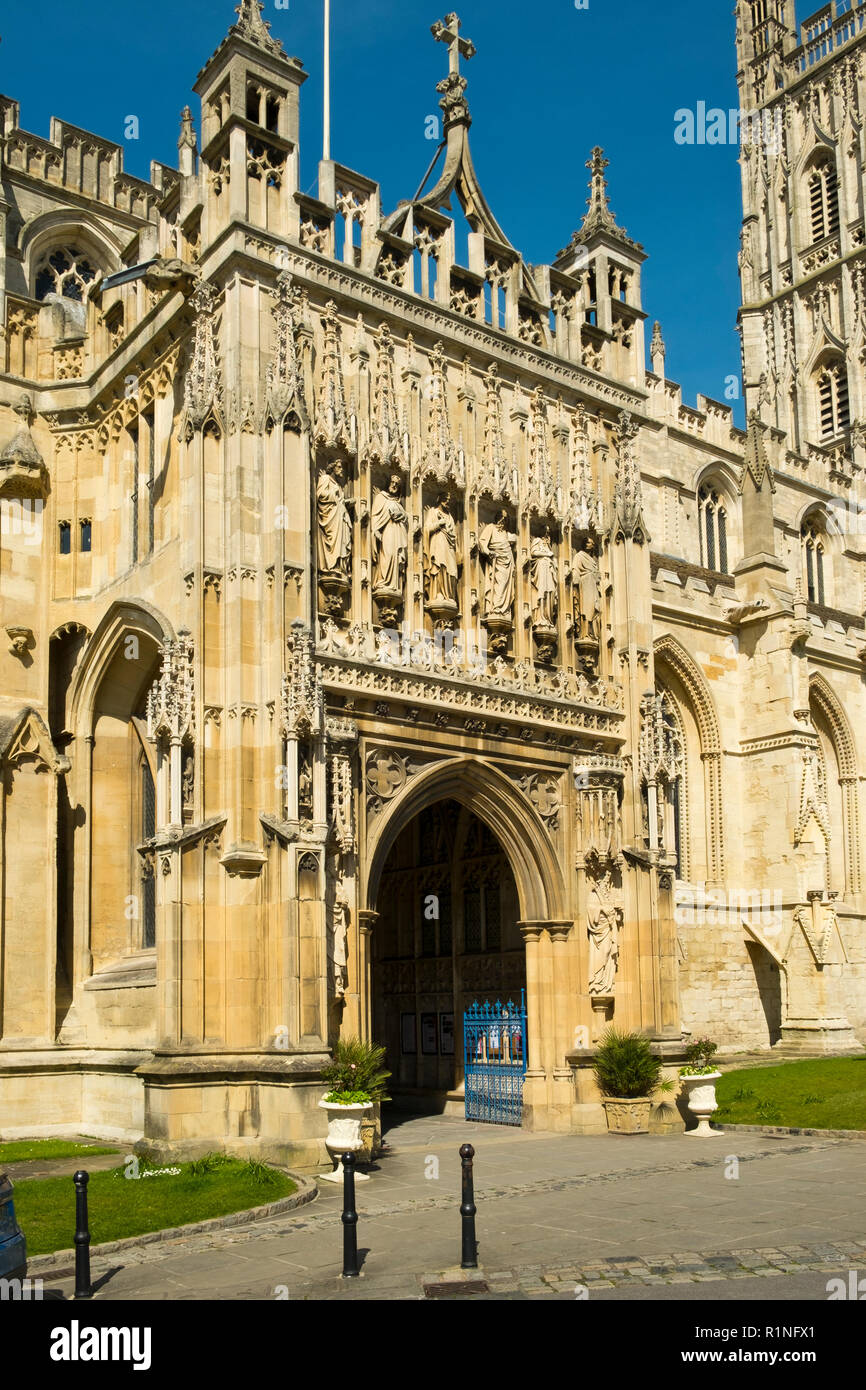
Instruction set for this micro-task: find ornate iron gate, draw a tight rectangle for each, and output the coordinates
[463,992,527,1125]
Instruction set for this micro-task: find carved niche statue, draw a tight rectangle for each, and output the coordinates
[530,524,558,662]
[316,457,353,616]
[331,887,350,1000]
[423,489,460,621]
[317,458,353,573]
[574,535,601,646]
[586,868,622,996]
[371,472,409,624]
[478,509,516,653]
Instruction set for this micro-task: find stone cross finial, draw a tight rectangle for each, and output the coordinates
[233,0,284,56]
[431,12,476,76]
[650,322,666,377]
[585,147,614,229]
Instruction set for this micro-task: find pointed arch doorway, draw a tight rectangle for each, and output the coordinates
[371,798,526,1106]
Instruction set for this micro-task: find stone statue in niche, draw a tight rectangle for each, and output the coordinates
[371,472,409,622]
[298,746,313,821]
[586,867,622,996]
[478,510,517,621]
[574,535,601,644]
[331,887,349,999]
[182,749,194,818]
[423,490,460,619]
[530,525,558,627]
[316,458,353,576]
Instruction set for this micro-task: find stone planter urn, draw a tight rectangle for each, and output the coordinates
[681,1071,723,1137]
[602,1097,653,1134]
[359,1101,382,1161]
[318,1099,373,1182]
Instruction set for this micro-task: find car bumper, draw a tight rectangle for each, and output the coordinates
[0,1232,27,1283]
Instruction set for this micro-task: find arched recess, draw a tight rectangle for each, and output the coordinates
[363,756,569,926]
[654,634,725,885]
[64,600,174,989]
[68,600,174,738]
[20,211,124,295]
[810,672,860,896]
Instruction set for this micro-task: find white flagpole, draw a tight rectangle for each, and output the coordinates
[323,0,331,161]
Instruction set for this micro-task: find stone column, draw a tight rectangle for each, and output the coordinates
[549,921,576,1132]
[358,910,378,1043]
[519,921,550,1129]
[519,922,545,1078]
[285,735,299,821]
[169,737,182,827]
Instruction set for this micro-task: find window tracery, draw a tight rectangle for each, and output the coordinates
[34,247,98,302]
[802,514,827,605]
[698,483,729,572]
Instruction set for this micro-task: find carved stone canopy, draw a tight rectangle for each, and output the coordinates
[0,707,69,776]
[0,394,49,499]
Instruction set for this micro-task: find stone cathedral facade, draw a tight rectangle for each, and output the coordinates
[0,1,865,1162]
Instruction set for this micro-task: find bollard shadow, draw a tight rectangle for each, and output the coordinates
[90,1265,124,1295]
[60,1264,124,1298]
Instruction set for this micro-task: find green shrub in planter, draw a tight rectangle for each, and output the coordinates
[679,1037,719,1077]
[593,1028,664,1099]
[321,1037,391,1103]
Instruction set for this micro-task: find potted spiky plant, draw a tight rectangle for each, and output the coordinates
[593,1028,670,1134]
[679,1038,722,1137]
[318,1037,391,1181]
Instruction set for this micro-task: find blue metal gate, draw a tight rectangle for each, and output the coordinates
[463,993,527,1126]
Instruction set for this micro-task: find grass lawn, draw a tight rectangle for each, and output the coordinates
[715,1057,866,1131]
[13,1154,297,1256]
[0,1140,119,1164]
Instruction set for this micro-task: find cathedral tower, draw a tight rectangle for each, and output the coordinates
[736,0,866,462]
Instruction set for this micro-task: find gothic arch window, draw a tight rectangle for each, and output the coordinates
[698,482,730,572]
[33,247,98,303]
[806,158,840,244]
[801,512,828,605]
[654,637,725,886]
[810,677,861,897]
[816,358,849,440]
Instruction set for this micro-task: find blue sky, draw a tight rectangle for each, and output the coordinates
[2,0,747,421]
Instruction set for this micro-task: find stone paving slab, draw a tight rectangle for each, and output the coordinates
[34,1113,866,1301]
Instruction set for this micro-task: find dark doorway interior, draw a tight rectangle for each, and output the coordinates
[372,798,526,1101]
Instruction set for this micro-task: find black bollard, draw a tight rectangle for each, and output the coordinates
[73,1170,92,1300]
[341,1151,360,1278]
[459,1143,478,1269]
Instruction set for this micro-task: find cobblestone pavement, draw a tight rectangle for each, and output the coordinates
[41,1115,866,1301]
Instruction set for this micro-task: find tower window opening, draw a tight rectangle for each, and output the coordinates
[802,517,827,606]
[817,361,849,440]
[808,162,840,244]
[698,484,729,573]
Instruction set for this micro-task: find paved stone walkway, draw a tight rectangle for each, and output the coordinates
[36,1114,866,1301]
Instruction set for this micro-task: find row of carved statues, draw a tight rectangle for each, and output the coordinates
[316,461,602,647]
